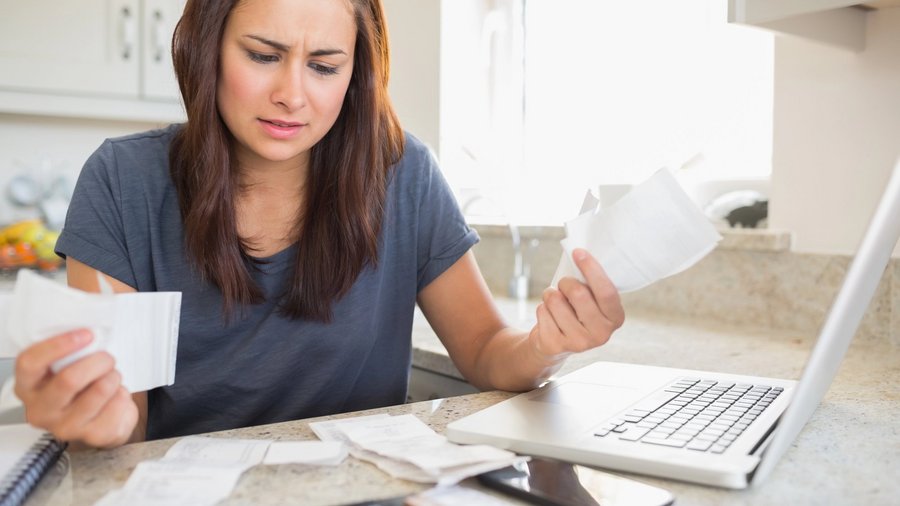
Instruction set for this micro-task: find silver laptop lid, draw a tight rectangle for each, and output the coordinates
[753,158,900,485]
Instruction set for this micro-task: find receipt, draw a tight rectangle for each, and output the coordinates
[0,269,181,392]
[553,168,722,292]
[263,441,348,466]
[94,437,270,506]
[313,414,524,486]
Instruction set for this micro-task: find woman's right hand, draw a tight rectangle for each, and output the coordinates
[14,329,138,449]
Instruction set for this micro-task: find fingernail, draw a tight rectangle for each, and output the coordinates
[71,329,92,344]
[573,249,587,262]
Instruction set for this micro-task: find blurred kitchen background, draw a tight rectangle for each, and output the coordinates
[0,1,898,253]
[1,1,900,398]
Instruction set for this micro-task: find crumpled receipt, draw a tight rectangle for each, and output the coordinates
[553,168,722,292]
[0,269,181,392]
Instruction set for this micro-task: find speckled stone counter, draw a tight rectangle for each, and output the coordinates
[24,311,900,506]
[25,392,520,506]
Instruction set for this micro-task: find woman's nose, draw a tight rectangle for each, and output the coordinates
[271,66,307,111]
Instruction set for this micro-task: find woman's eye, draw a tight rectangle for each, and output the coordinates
[247,51,279,64]
[310,63,338,76]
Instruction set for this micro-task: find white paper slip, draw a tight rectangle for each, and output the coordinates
[93,461,245,506]
[327,413,522,486]
[93,437,272,506]
[553,168,722,292]
[164,436,271,471]
[263,441,348,466]
[308,413,391,443]
[340,414,438,445]
[0,269,181,392]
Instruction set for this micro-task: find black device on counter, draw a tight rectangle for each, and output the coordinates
[478,458,674,506]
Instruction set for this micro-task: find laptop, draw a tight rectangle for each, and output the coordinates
[447,158,900,489]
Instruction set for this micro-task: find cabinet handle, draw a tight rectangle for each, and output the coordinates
[119,5,136,60]
[151,10,167,63]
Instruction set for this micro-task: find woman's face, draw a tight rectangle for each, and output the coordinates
[217,0,356,172]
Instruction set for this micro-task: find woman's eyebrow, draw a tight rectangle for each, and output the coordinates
[309,48,347,57]
[245,34,290,52]
[243,35,347,57]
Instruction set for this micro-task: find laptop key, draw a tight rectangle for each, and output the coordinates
[630,391,681,413]
[686,440,714,451]
[642,437,687,448]
[618,427,652,441]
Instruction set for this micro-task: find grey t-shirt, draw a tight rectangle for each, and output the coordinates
[55,125,478,440]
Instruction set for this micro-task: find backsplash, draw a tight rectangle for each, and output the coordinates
[470,224,899,347]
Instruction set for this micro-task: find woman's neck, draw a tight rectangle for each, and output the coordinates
[235,155,308,258]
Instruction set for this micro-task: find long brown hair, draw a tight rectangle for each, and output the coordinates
[170,0,405,322]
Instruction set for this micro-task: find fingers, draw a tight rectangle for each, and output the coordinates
[22,351,116,431]
[39,352,116,413]
[22,357,135,448]
[80,387,139,449]
[53,369,122,441]
[533,302,564,359]
[14,329,93,393]
[13,330,135,447]
[571,248,625,328]
[531,249,625,356]
[541,286,594,352]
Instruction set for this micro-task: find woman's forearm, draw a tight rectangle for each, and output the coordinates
[470,326,569,392]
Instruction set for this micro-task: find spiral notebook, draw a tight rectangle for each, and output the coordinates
[0,424,66,506]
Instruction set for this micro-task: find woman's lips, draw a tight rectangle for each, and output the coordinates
[259,118,305,139]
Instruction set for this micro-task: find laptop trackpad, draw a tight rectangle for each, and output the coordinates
[529,382,641,413]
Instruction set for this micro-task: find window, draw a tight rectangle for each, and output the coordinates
[440,0,774,225]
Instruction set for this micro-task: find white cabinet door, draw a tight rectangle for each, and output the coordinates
[0,0,140,97]
[727,0,868,51]
[141,0,184,101]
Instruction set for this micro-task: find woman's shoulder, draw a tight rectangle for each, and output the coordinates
[387,131,458,211]
[397,131,434,167]
[392,131,439,184]
[79,124,182,198]
[87,124,181,178]
[100,123,181,155]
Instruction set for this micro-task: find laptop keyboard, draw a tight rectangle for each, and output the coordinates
[593,378,783,453]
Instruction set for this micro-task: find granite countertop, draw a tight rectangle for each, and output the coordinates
[22,303,900,506]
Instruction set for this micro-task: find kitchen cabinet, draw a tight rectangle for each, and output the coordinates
[728,0,900,51]
[0,0,185,122]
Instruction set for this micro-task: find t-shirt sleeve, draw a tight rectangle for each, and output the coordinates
[413,143,480,292]
[54,140,137,288]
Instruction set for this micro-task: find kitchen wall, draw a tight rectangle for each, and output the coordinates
[0,115,162,224]
[381,0,441,156]
[769,7,900,256]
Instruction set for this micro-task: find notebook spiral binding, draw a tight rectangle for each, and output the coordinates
[0,434,67,506]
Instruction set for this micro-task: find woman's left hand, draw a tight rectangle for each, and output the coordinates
[528,248,625,361]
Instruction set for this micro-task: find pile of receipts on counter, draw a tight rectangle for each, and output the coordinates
[92,413,522,506]
[309,413,524,485]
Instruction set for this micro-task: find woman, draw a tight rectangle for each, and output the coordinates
[13,0,624,449]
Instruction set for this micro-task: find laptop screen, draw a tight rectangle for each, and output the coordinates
[753,158,900,484]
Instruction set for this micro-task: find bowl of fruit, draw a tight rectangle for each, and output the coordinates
[0,219,62,272]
